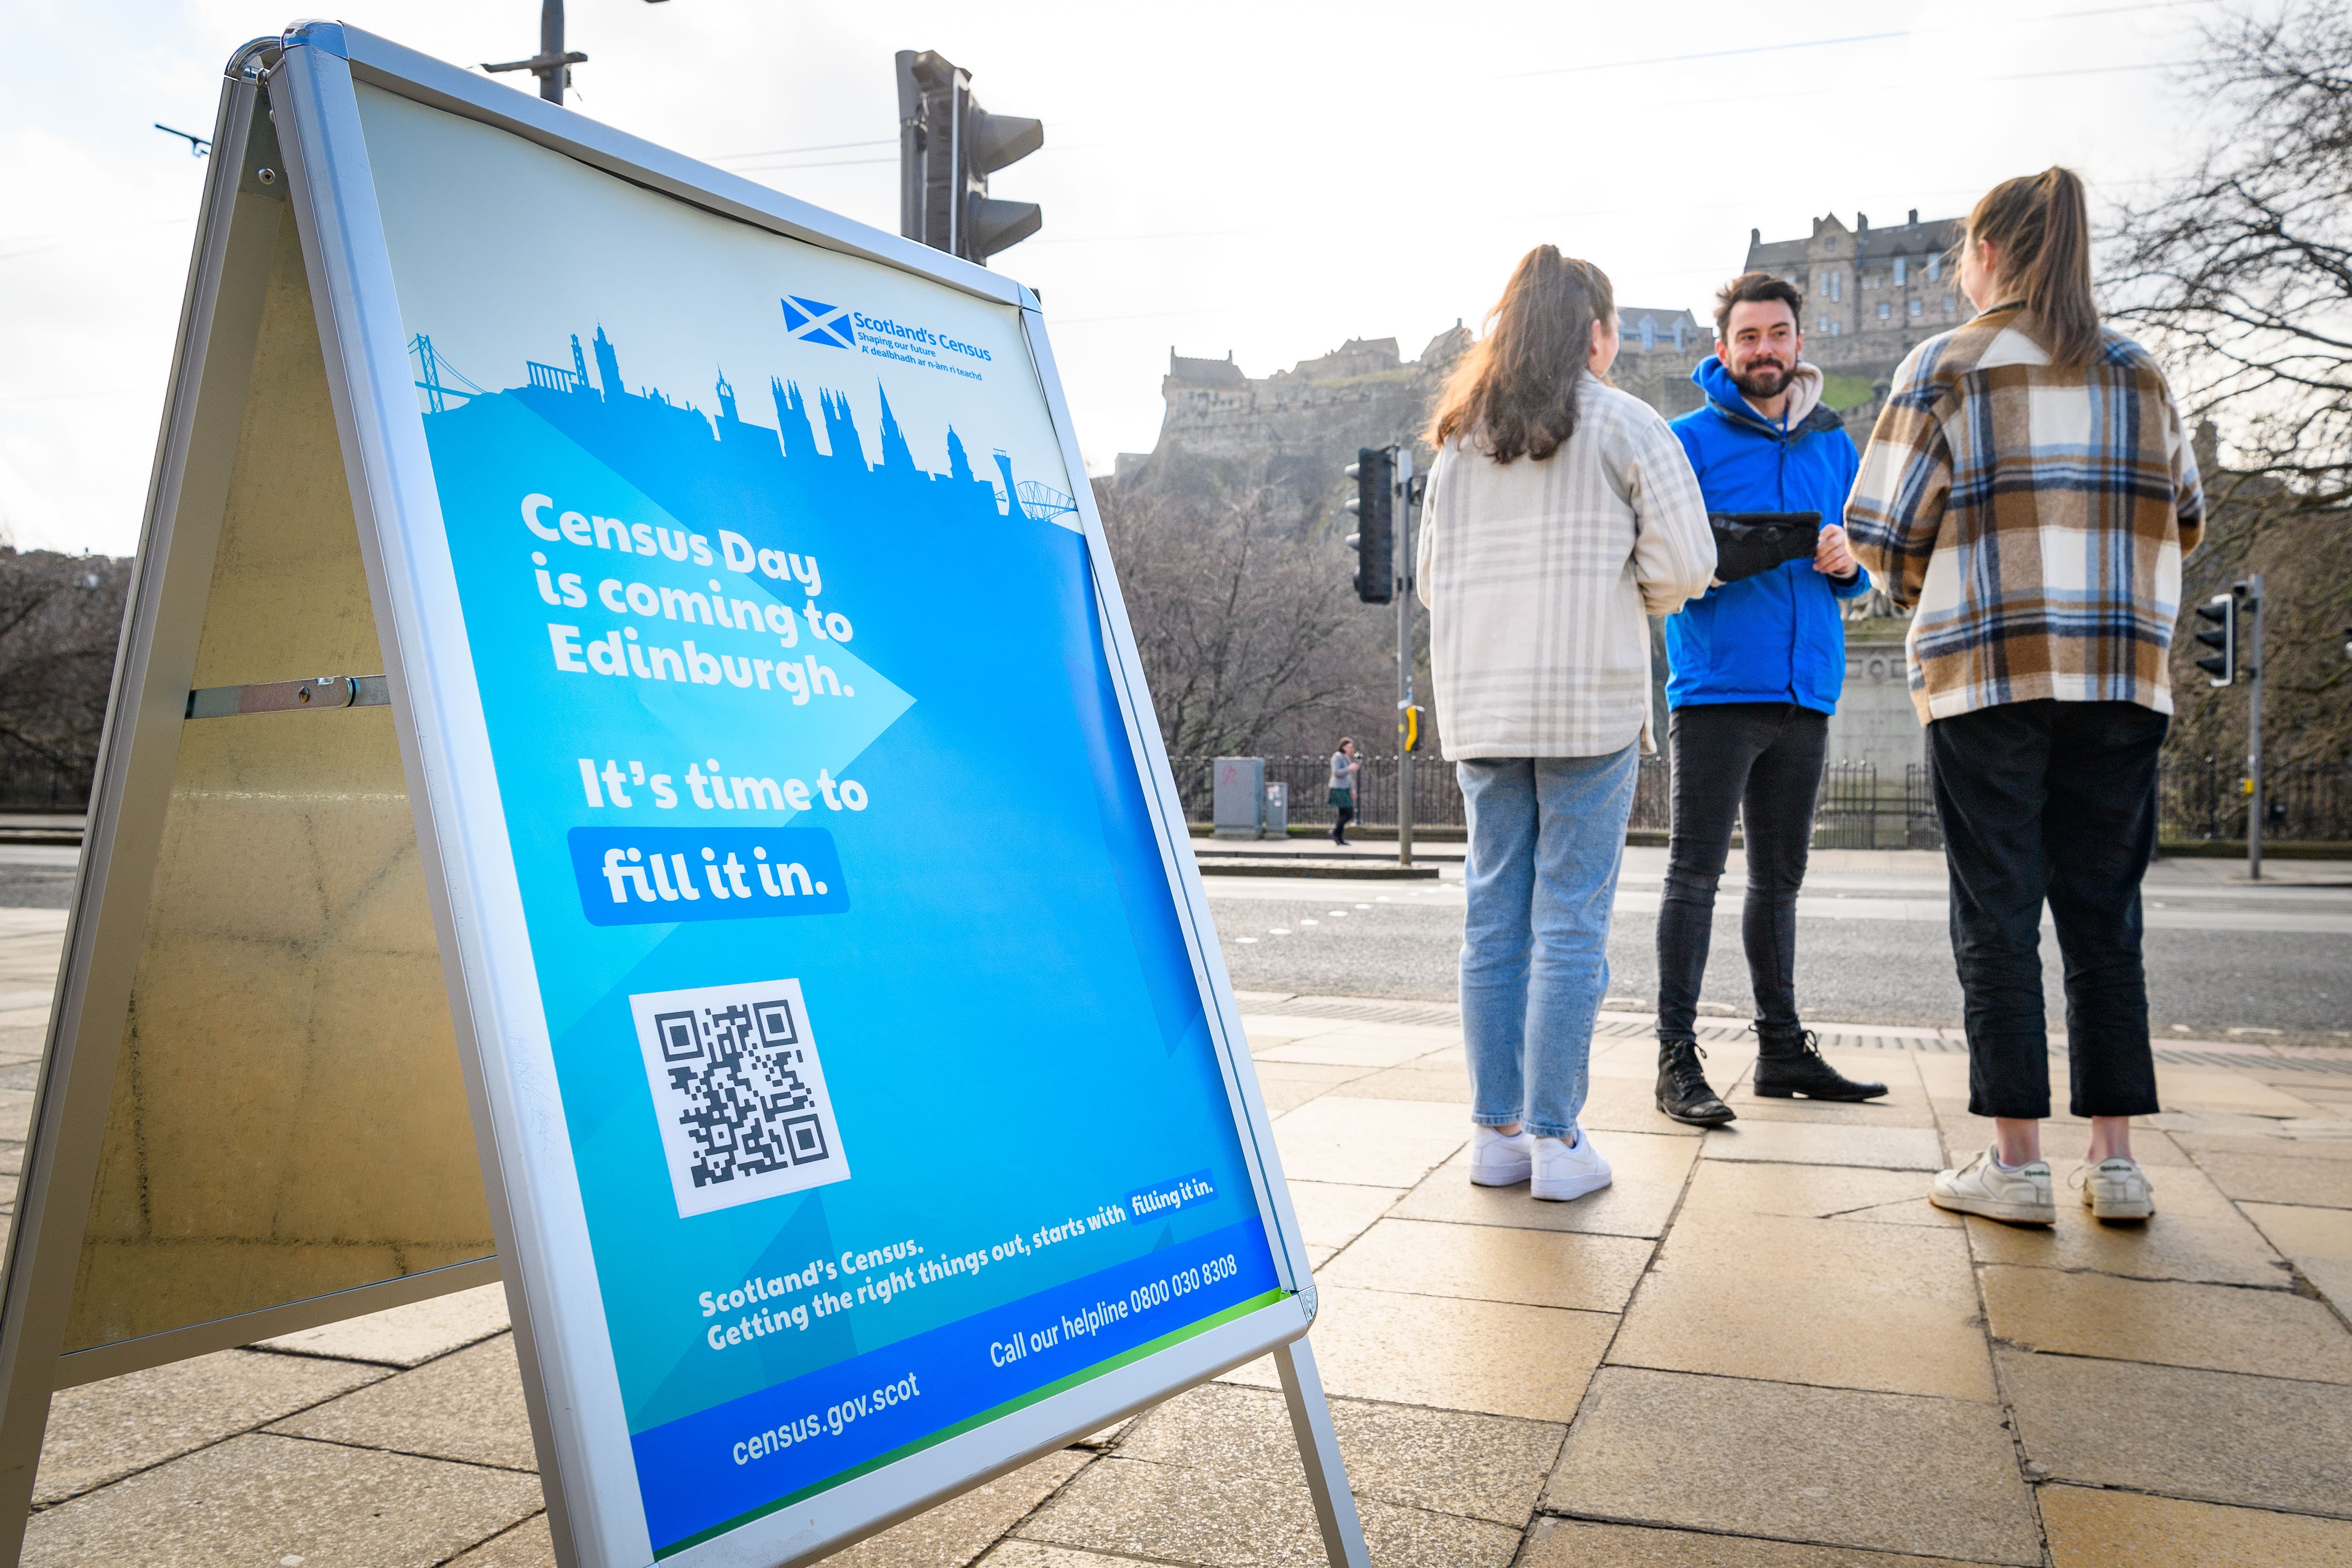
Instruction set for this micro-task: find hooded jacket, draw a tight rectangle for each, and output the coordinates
[1663,356,1870,713]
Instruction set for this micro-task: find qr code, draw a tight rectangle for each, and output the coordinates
[628,978,850,1218]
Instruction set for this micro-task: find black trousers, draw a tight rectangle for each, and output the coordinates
[1656,702,1828,1039]
[1928,699,2166,1120]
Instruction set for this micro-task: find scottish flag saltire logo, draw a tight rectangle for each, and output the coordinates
[781,295,855,350]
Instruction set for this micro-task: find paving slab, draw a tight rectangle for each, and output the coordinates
[1699,1120,1944,1171]
[1576,1073,1704,1138]
[269,1335,535,1470]
[1391,1132,1699,1239]
[2307,1257,2352,1316]
[1260,1077,1338,1114]
[1251,1060,1378,1086]
[1608,1208,1994,1401]
[1270,1096,1467,1188]
[1980,1262,2352,1382]
[253,1280,511,1367]
[1999,1345,2352,1516]
[1317,1216,1652,1312]
[1221,1285,1615,1421]
[1960,1160,2289,1287]
[1238,1015,1354,1042]
[1524,1517,2017,1566]
[2037,1484,2352,1567]
[2174,1130,2352,1161]
[980,1544,1139,1568]
[1115,1381,1560,1526]
[1253,1037,1435,1069]
[1014,1453,1520,1567]
[1545,1367,2041,1566]
[21,1431,544,1568]
[1281,1180,1403,1254]
[826,1449,1090,1567]
[2189,1147,2352,1208]
[2153,1064,2330,1119]
[1328,1066,1470,1104]
[1676,1158,1958,1229]
[450,1513,553,1566]
[34,1347,388,1505]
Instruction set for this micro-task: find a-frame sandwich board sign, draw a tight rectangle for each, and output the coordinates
[0,22,1368,1567]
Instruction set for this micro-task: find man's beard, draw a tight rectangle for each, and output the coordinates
[1730,358,1793,399]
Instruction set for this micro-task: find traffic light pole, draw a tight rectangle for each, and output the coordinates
[2248,573,2266,881]
[1393,450,1415,871]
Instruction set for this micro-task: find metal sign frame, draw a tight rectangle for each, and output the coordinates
[0,21,1366,1568]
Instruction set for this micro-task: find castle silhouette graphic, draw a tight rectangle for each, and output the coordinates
[413,324,1028,531]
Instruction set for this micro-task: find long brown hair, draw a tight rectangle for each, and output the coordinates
[1967,167,2101,369]
[1426,246,1615,463]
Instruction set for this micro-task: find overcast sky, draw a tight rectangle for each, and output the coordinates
[1,0,2240,557]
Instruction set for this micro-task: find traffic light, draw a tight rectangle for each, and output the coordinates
[1401,703,1424,753]
[2194,590,2237,687]
[1345,447,1395,605]
[895,51,1043,265]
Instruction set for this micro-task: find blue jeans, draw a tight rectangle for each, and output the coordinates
[1457,747,1639,1139]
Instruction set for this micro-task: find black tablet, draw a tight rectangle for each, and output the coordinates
[1708,511,1822,584]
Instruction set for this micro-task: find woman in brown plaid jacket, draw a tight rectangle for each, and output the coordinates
[1846,168,2204,1229]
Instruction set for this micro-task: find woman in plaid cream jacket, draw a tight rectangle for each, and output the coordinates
[1416,247,1716,1203]
[1846,168,2203,1229]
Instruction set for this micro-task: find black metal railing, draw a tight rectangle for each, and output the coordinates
[1177,752,2352,845]
[2159,756,2352,843]
[1177,753,1870,843]
[0,754,90,813]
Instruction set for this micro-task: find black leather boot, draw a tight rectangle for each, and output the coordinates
[1656,1038,1735,1126]
[1753,1026,1887,1101]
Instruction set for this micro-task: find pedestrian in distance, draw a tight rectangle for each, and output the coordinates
[1418,246,1717,1201]
[1328,737,1361,846]
[1651,273,1890,1127]
[1847,168,2202,1226]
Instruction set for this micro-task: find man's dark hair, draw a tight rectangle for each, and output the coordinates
[1713,272,1804,339]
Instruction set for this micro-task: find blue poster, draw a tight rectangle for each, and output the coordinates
[354,87,1283,1556]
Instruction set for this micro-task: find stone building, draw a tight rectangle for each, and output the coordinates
[1112,331,1464,517]
[1608,306,1712,420]
[1744,210,1967,381]
[1115,306,1712,513]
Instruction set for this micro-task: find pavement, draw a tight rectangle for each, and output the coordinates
[8,869,2352,1564]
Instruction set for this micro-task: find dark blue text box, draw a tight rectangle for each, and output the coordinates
[570,827,849,926]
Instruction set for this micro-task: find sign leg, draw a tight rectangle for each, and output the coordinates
[1275,1337,1372,1567]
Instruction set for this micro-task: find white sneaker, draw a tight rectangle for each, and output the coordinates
[1929,1147,2055,1225]
[1469,1126,1533,1187]
[2077,1157,2155,1221]
[1530,1129,1612,1202]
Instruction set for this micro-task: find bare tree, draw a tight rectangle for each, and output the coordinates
[0,551,133,808]
[2103,6,2352,772]
[1094,484,1395,762]
[2106,4,2352,511]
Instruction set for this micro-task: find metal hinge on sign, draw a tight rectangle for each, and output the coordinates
[185,675,389,719]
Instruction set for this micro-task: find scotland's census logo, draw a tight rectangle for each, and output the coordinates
[781,295,855,349]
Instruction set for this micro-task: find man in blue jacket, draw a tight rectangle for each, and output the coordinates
[1653,273,1885,1125]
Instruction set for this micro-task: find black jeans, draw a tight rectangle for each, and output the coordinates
[1656,702,1828,1039]
[1928,699,2166,1120]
